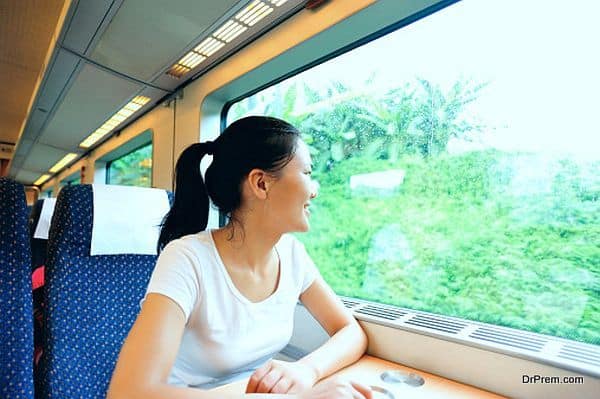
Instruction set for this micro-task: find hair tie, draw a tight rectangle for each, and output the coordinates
[204,140,216,155]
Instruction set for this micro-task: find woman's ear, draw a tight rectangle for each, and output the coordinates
[246,169,273,200]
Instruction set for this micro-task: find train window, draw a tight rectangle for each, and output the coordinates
[106,143,153,187]
[226,0,599,346]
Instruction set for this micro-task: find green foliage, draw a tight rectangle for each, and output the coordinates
[229,77,599,346]
[298,152,600,345]
[108,144,152,187]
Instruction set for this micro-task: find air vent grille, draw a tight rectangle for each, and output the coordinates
[341,299,361,309]
[356,304,407,321]
[469,327,547,352]
[558,344,600,367]
[405,314,467,334]
[337,297,599,376]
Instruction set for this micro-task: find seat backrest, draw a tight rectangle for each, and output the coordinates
[38,184,171,399]
[0,177,34,399]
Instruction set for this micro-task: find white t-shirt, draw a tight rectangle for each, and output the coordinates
[143,230,319,388]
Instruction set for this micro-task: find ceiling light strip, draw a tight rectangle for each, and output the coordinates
[218,23,248,42]
[236,1,263,22]
[213,20,236,38]
[79,96,151,148]
[179,52,206,68]
[214,21,246,42]
[167,0,287,79]
[195,37,226,57]
[246,5,273,26]
[238,2,273,26]
[49,153,78,173]
[34,174,51,186]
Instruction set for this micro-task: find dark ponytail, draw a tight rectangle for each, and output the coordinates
[158,116,300,251]
[158,142,213,251]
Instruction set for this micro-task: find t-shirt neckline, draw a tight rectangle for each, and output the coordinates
[207,229,283,306]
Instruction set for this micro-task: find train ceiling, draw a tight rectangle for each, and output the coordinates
[3,0,303,185]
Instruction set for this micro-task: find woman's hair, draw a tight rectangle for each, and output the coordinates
[157,116,301,251]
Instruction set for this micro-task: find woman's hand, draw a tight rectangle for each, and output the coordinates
[298,378,373,399]
[245,360,318,394]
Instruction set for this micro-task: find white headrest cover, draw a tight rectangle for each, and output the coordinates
[91,184,170,256]
[33,198,57,239]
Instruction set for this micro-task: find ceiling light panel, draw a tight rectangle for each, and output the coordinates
[214,20,248,42]
[236,1,273,26]
[80,96,150,148]
[49,153,78,173]
[34,174,51,186]
[178,52,207,69]
[166,0,299,79]
[195,38,226,57]
[268,0,289,6]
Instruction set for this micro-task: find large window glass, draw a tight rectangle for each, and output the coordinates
[227,0,600,345]
[107,143,152,187]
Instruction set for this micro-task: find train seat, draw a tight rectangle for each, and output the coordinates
[38,184,171,399]
[0,177,35,399]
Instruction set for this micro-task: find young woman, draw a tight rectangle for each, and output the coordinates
[108,116,371,399]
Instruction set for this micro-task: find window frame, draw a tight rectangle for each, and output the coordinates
[217,0,600,383]
[194,0,600,395]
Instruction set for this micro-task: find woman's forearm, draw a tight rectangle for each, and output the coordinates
[297,321,367,382]
[108,383,293,399]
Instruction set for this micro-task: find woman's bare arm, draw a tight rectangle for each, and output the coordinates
[246,278,368,394]
[107,293,288,399]
[108,292,369,399]
[296,278,368,381]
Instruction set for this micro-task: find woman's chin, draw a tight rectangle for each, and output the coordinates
[293,219,310,233]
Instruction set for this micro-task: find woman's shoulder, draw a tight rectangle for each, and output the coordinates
[161,230,215,258]
[276,233,301,249]
[276,234,310,258]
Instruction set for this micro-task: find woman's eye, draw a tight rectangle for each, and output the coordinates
[304,171,312,176]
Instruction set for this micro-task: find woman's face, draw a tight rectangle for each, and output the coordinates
[266,140,318,233]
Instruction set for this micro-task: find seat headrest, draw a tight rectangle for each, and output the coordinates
[33,198,57,239]
[90,184,170,256]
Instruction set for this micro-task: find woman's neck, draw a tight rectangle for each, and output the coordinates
[212,217,281,274]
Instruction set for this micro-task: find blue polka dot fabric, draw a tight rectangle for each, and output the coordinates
[0,177,34,399]
[38,185,172,398]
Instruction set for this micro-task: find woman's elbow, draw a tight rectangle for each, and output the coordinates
[106,378,130,399]
[107,375,147,399]
[355,319,369,354]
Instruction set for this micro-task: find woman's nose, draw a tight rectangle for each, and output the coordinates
[310,180,319,199]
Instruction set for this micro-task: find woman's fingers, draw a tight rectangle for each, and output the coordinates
[255,367,284,393]
[271,376,294,393]
[245,362,272,393]
[297,377,373,399]
[350,381,373,399]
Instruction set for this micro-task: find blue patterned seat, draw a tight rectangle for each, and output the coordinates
[0,177,34,399]
[38,185,171,398]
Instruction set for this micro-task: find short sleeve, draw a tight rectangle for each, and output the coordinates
[290,237,320,293]
[142,240,202,321]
